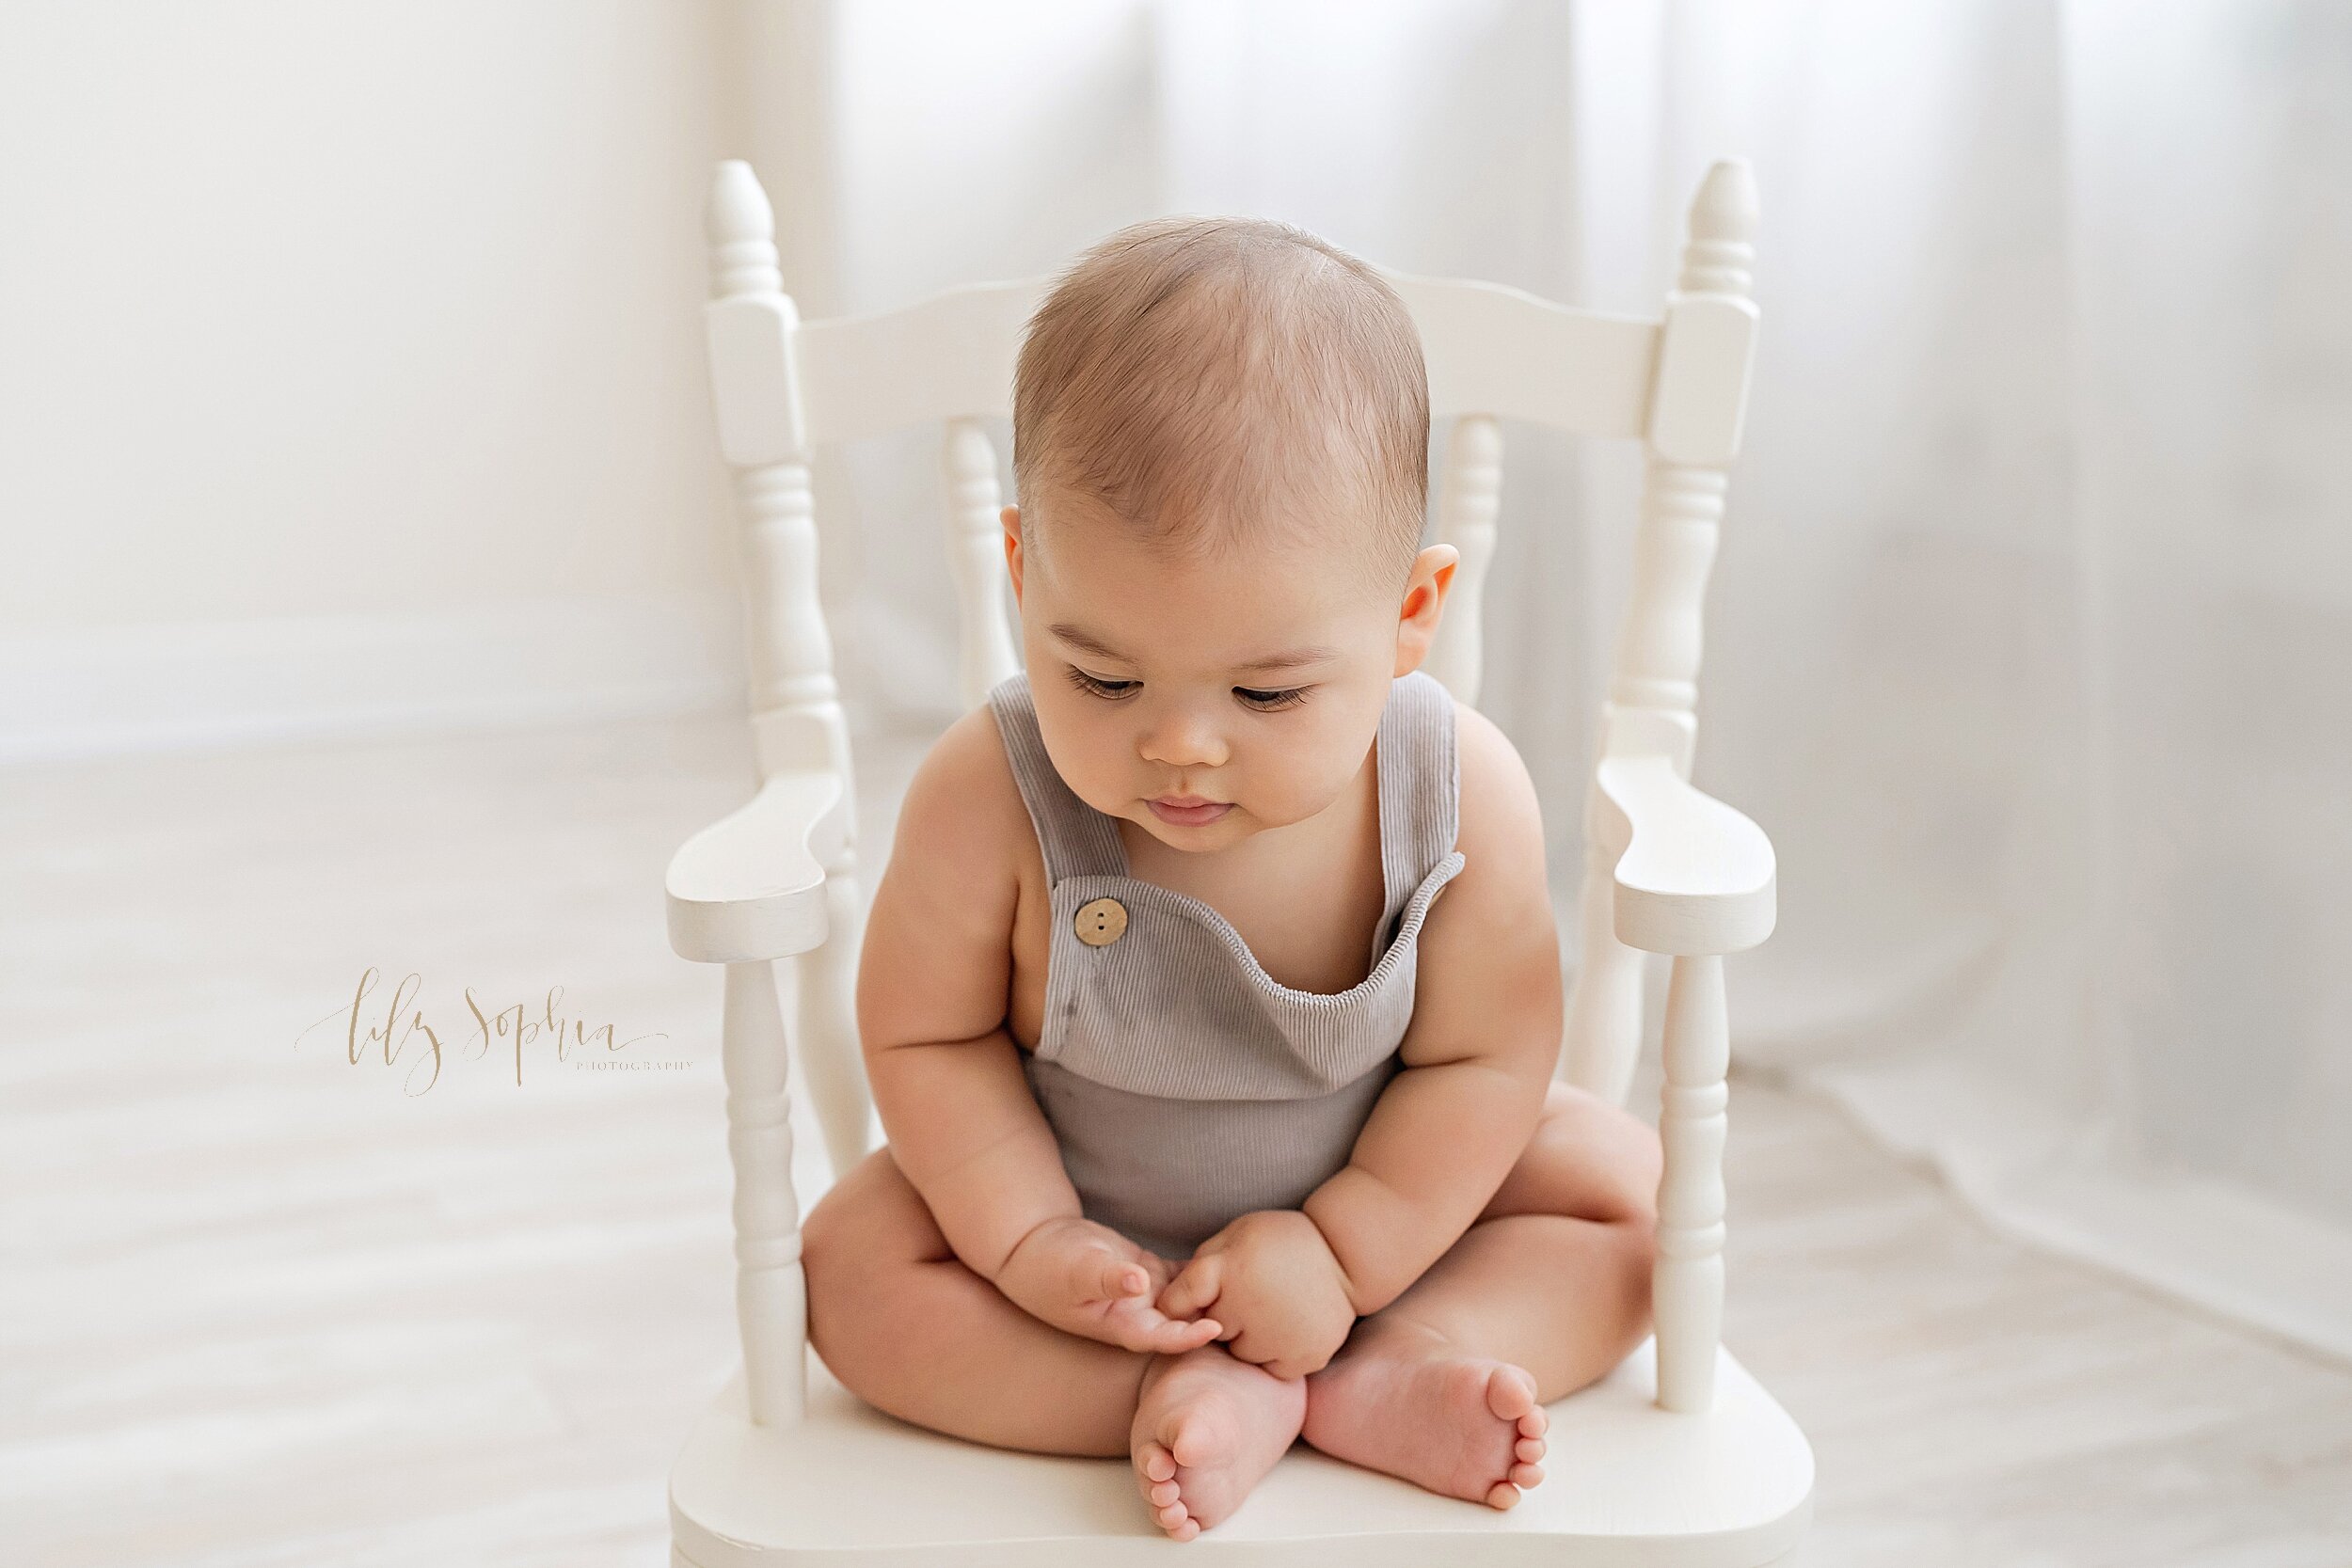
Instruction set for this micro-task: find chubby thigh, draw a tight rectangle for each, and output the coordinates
[1348,1080,1662,1399]
[1477,1080,1663,1228]
[801,1145,1151,1457]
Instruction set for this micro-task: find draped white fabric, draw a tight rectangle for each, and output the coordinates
[791,0,2352,1358]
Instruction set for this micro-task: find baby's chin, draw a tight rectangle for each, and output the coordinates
[1120,817,1251,850]
[1122,804,1259,854]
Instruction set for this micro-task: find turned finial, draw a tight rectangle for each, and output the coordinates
[1679,160,1757,297]
[707,160,783,301]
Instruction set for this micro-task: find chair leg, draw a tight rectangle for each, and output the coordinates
[1654,953,1728,1413]
[723,959,806,1426]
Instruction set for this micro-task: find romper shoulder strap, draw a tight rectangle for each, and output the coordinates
[1376,670,1462,921]
[986,672,1126,881]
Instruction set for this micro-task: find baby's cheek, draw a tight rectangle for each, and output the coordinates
[1251,755,1360,830]
[1054,747,1136,816]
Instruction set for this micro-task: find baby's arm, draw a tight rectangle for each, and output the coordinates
[1159,705,1561,1370]
[1304,703,1562,1308]
[857,708,1219,1355]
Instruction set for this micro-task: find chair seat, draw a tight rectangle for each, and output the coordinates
[669,1338,1812,1567]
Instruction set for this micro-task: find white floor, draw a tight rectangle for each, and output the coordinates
[5,711,2348,1567]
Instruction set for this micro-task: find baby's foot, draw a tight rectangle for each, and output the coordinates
[1301,1323,1549,1509]
[1131,1344,1307,1541]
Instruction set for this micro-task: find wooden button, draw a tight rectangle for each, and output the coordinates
[1073,896,1128,947]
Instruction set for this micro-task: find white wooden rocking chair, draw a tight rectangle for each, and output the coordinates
[663,158,1808,1566]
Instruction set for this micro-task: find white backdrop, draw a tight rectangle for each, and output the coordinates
[0,3,742,760]
[749,0,2352,1360]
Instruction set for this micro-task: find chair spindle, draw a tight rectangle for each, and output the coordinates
[1628,162,1758,1413]
[706,161,878,1421]
[1653,953,1730,1412]
[723,959,806,1426]
[1424,414,1503,705]
[942,418,1023,707]
[1563,161,1757,1111]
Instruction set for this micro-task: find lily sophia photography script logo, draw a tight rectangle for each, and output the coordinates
[296,967,677,1095]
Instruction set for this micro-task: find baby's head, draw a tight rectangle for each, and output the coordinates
[1004,215,1455,852]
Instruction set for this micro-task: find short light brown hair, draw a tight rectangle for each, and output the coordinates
[1012,215,1429,584]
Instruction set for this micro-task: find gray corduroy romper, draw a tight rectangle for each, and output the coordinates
[986,669,1465,1260]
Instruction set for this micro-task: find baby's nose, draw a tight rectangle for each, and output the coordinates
[1137,710,1229,769]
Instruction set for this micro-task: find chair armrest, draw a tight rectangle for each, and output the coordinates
[666,769,849,964]
[1594,754,1776,957]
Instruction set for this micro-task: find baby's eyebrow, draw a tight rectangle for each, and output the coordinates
[1236,646,1339,673]
[1050,623,1337,675]
[1050,623,1133,664]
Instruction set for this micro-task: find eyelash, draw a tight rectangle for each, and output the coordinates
[1234,685,1311,712]
[1063,668,1311,712]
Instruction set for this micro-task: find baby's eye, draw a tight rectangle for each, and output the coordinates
[1066,667,1140,701]
[1233,685,1311,712]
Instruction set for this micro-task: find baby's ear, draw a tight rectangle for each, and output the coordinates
[1392,544,1459,676]
[1002,504,1026,608]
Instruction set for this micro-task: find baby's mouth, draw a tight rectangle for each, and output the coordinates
[1147,795,1233,828]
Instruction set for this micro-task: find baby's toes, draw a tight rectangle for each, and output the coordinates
[1484,1364,1539,1423]
[1135,1440,1198,1540]
[1514,1404,1547,1464]
[1137,1438,1176,1486]
[1483,1367,1548,1498]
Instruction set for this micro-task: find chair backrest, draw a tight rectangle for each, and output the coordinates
[703,158,1757,1118]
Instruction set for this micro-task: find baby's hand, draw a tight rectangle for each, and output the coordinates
[992,1215,1226,1355]
[1155,1211,1359,1380]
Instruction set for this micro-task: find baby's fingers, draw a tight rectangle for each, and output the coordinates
[1135,1250,1183,1295]
[1102,1295,1223,1354]
[1074,1248,1152,1307]
[1146,1314,1225,1354]
[1155,1255,1222,1321]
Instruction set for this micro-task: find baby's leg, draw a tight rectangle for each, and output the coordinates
[803,1148,1304,1538]
[1301,1081,1661,1508]
[803,1146,1150,1455]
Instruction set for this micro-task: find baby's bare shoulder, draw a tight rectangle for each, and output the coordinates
[1450,697,1546,871]
[885,704,1039,899]
[1396,696,1560,1073]
[859,705,1041,1052]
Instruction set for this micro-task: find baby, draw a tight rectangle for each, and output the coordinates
[802,216,1663,1541]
